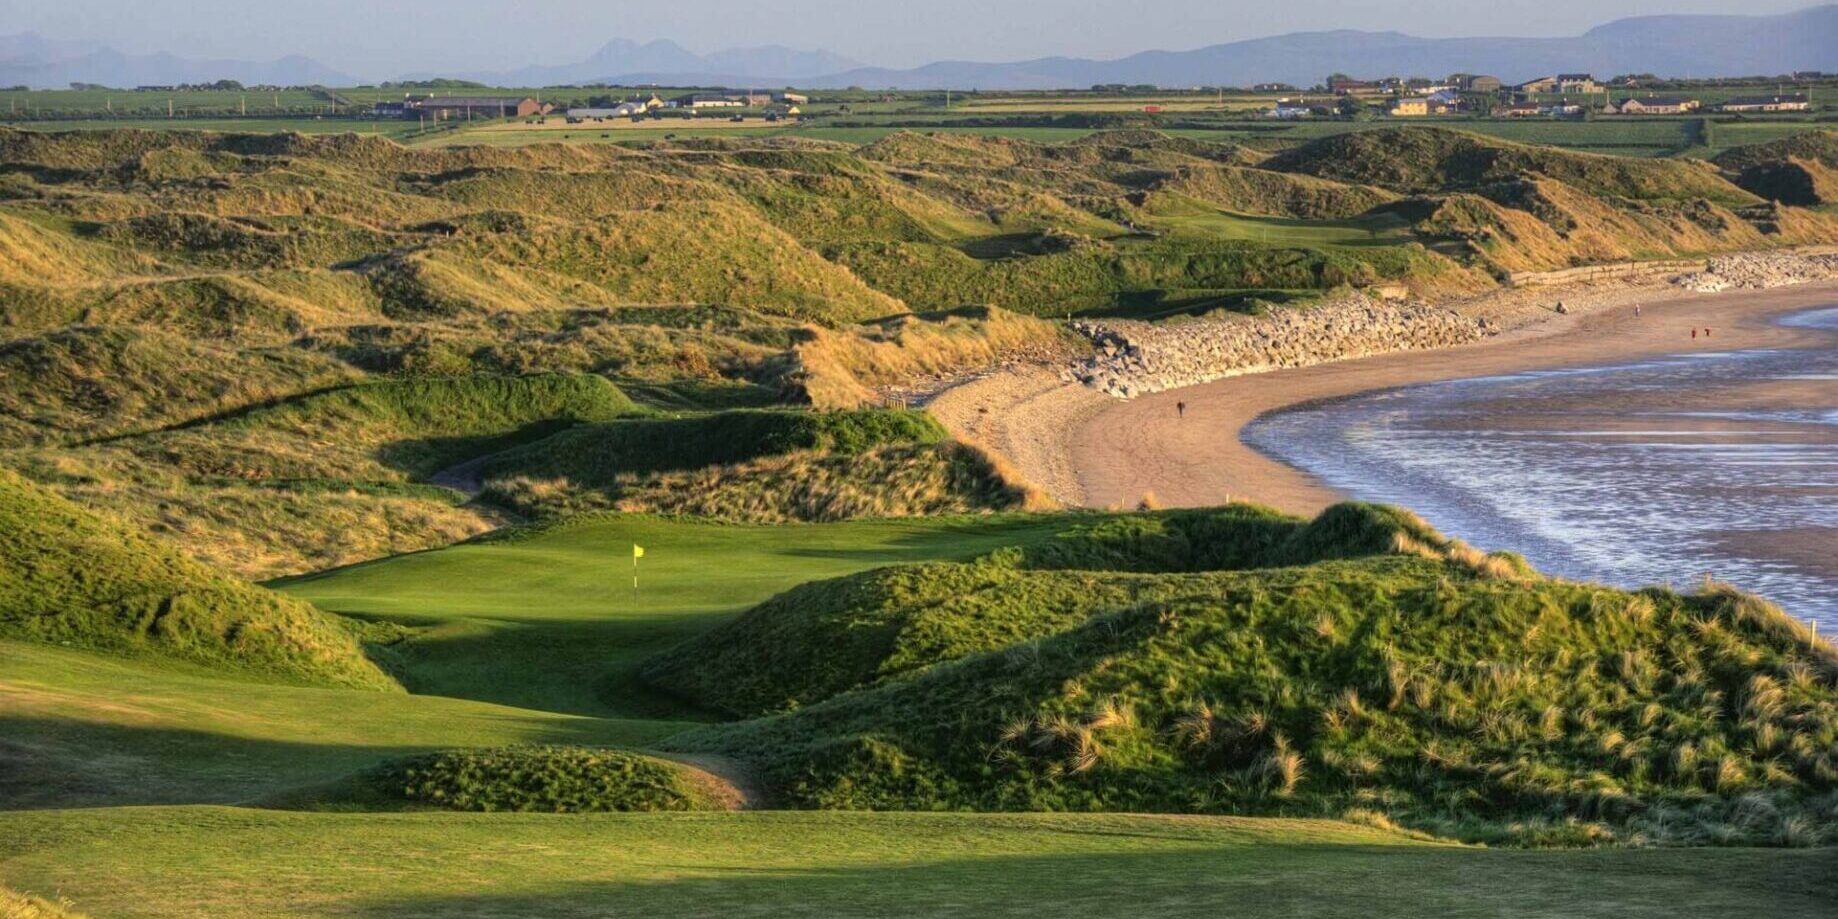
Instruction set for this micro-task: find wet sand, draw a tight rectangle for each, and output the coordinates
[1071,281,1838,514]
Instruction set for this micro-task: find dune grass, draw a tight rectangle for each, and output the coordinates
[0,468,394,690]
[3,808,1834,919]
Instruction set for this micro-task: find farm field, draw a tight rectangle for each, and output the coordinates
[4,102,1833,158]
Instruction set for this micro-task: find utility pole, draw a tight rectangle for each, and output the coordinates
[240,95,246,116]
[169,97,174,118]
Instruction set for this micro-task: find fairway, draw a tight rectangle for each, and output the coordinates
[0,640,680,809]
[277,514,1074,715]
[5,808,1835,919]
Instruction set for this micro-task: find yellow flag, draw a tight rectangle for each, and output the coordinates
[633,544,645,559]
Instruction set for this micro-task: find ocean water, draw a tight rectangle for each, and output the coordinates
[1245,307,1838,629]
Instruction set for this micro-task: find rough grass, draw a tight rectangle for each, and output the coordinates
[0,325,357,447]
[0,887,87,919]
[1265,127,1760,207]
[0,467,396,689]
[792,306,1076,408]
[476,409,946,485]
[652,505,1837,845]
[640,503,1523,718]
[482,441,1042,524]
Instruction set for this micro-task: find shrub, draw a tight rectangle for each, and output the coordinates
[366,746,721,813]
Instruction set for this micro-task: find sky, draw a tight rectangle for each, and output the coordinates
[0,0,1820,78]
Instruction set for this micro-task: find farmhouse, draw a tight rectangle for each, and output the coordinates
[416,96,550,119]
[1607,95,1700,115]
[1389,97,1431,116]
[1518,74,1598,95]
[1492,101,1543,118]
[566,101,648,121]
[775,92,809,105]
[1717,93,1811,112]
[672,93,744,109]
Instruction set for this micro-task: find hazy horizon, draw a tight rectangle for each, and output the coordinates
[0,0,1824,80]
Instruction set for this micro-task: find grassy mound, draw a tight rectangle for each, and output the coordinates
[360,746,726,813]
[470,409,1037,524]
[482,441,1042,524]
[0,325,355,447]
[134,372,640,481]
[1711,130,1838,174]
[477,409,945,484]
[1712,132,1838,205]
[1144,166,1398,220]
[656,506,1838,844]
[0,467,396,689]
[641,504,1520,717]
[1266,127,1757,206]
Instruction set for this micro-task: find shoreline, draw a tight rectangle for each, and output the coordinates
[928,273,1838,513]
[1074,280,1838,514]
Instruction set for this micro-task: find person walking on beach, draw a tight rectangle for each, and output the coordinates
[1634,304,1641,318]
[1176,400,1186,419]
[1692,328,1698,339]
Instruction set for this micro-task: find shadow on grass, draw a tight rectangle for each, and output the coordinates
[334,842,1838,919]
[352,614,727,720]
[0,711,665,811]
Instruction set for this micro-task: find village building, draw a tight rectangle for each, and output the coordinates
[1252,83,1296,92]
[1389,97,1430,116]
[774,92,810,105]
[1455,74,1502,93]
[1265,99,1314,118]
[397,96,550,120]
[736,93,772,107]
[1606,95,1700,115]
[566,101,648,122]
[670,93,744,109]
[1716,93,1811,112]
[1517,74,1599,95]
[1492,101,1544,118]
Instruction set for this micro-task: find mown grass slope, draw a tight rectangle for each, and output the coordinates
[0,468,394,689]
[9,808,1834,919]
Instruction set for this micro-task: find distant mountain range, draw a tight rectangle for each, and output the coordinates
[0,33,354,89]
[403,39,863,88]
[792,5,1838,90]
[4,5,1835,91]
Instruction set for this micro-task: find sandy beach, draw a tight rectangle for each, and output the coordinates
[1070,281,1838,514]
[928,277,1838,513]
